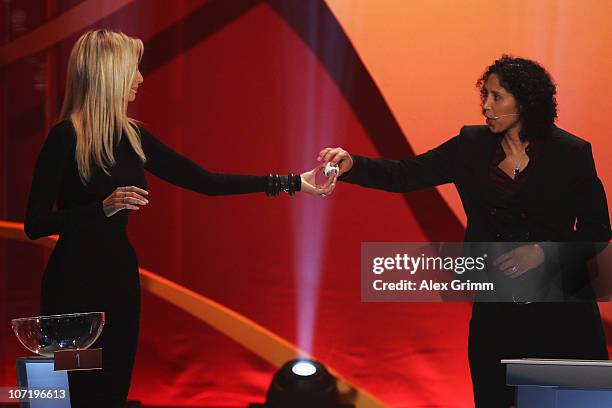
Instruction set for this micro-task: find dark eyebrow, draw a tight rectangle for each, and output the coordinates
[487,89,504,96]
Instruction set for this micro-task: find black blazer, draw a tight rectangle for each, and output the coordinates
[340,125,611,300]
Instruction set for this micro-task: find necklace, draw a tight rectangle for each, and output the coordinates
[502,137,529,176]
[511,156,524,176]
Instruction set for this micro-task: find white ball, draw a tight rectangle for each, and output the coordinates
[324,162,339,177]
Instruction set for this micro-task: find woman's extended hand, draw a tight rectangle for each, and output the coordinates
[494,244,545,279]
[103,186,149,217]
[316,147,354,176]
[300,164,337,196]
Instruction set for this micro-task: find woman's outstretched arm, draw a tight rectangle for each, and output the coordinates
[317,129,462,193]
[139,126,335,197]
[140,127,268,196]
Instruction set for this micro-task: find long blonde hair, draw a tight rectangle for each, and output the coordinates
[59,29,146,183]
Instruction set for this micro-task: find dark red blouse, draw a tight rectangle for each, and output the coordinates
[490,136,544,196]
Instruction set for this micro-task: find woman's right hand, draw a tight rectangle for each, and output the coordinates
[316,147,354,176]
[103,186,149,217]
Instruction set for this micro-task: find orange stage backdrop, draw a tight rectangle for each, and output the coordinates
[325,0,612,226]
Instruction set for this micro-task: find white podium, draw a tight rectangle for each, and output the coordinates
[503,359,612,408]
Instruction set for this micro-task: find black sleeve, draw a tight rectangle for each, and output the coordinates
[139,127,268,196]
[540,142,611,265]
[24,124,105,240]
[338,130,461,192]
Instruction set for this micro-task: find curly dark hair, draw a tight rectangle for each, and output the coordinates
[476,55,558,141]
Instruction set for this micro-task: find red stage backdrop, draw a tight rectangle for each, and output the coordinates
[1,1,611,407]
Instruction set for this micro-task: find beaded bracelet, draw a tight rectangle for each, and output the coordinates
[266,173,300,196]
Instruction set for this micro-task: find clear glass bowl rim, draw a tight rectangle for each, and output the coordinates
[11,311,105,325]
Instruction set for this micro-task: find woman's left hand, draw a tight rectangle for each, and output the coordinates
[300,164,337,196]
[494,243,545,279]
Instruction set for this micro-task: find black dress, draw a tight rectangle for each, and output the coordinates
[339,125,611,408]
[24,120,268,407]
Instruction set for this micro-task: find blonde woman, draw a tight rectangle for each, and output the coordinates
[24,29,334,407]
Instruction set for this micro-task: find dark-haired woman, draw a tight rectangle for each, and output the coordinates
[316,55,611,407]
